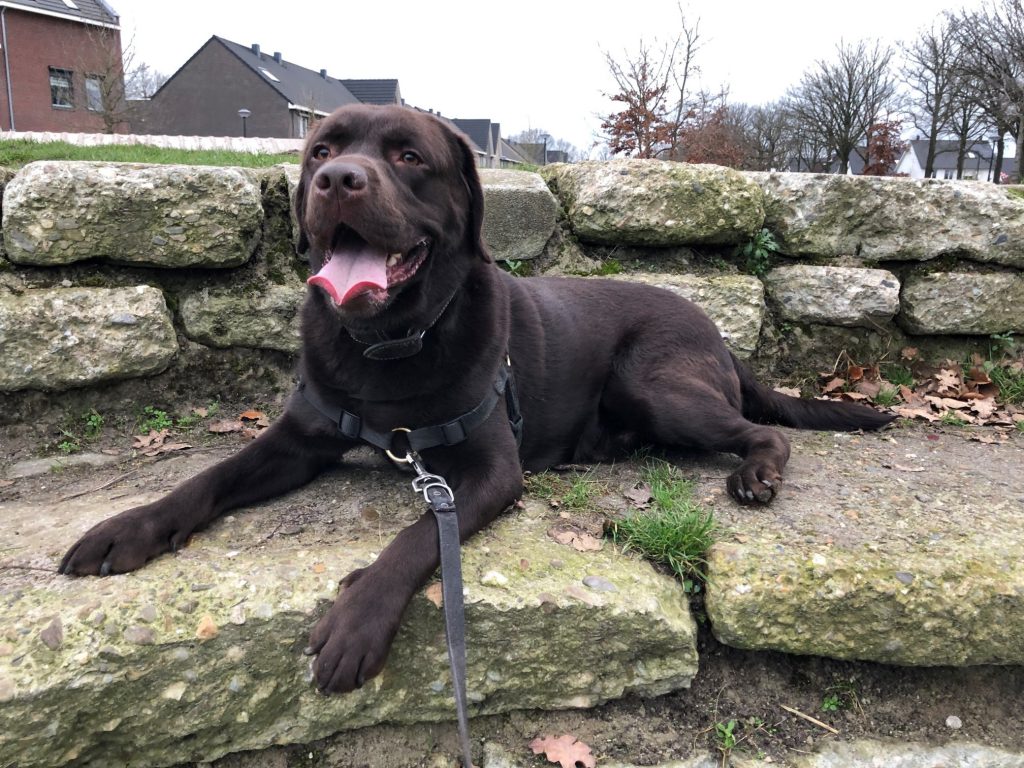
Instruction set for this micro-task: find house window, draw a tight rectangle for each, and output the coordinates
[85,75,103,111]
[49,67,73,108]
[297,112,309,138]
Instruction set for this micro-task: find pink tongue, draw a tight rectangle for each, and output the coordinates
[307,244,388,305]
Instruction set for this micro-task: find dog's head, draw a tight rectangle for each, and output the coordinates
[294,104,489,326]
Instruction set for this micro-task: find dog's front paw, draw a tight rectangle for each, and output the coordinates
[727,462,781,505]
[305,567,403,694]
[59,503,191,576]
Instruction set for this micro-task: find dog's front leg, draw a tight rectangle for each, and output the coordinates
[60,411,351,576]
[308,441,523,694]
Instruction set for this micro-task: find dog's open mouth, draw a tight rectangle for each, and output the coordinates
[307,227,430,306]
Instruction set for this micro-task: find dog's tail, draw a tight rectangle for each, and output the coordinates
[732,353,896,431]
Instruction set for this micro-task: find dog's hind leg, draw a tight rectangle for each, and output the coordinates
[607,371,791,504]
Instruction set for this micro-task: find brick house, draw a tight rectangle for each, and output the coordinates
[133,36,401,139]
[0,0,123,132]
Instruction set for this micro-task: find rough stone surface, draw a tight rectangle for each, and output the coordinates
[0,166,15,259]
[179,283,307,354]
[483,737,1024,767]
[704,428,1024,667]
[609,273,765,358]
[0,449,697,768]
[479,169,559,261]
[763,265,900,327]
[788,740,1024,768]
[900,271,1024,335]
[0,286,177,392]
[2,161,263,267]
[543,159,765,246]
[752,172,1024,266]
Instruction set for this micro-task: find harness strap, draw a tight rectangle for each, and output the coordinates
[298,359,522,453]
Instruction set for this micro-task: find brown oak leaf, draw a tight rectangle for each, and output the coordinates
[529,734,597,768]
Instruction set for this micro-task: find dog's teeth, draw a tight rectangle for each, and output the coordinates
[387,253,402,268]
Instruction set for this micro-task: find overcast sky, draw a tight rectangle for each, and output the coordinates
[110,0,986,156]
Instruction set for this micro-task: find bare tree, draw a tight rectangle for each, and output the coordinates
[509,128,581,163]
[71,30,167,133]
[599,3,702,158]
[732,101,794,171]
[948,0,1024,181]
[125,61,168,100]
[901,18,963,177]
[787,40,899,174]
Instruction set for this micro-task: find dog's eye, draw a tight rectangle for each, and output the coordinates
[312,145,330,161]
[399,150,423,165]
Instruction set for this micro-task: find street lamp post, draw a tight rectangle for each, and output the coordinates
[238,108,251,138]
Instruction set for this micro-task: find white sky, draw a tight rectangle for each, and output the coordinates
[109,0,985,156]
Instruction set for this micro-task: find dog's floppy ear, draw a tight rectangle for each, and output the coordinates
[447,126,491,263]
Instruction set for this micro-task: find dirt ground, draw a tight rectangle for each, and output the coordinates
[1,413,1022,768]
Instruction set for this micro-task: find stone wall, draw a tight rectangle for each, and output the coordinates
[2,157,1022,423]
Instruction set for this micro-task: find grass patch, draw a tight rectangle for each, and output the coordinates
[609,461,715,592]
[988,363,1024,404]
[0,139,298,168]
[523,470,603,511]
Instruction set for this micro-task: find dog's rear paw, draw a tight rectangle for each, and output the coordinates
[59,505,189,576]
[727,464,781,505]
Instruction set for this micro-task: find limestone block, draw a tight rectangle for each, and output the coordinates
[2,161,263,267]
[479,169,559,261]
[0,286,177,392]
[752,172,1024,267]
[179,282,306,354]
[609,273,765,358]
[763,265,900,327]
[0,455,697,768]
[900,272,1024,335]
[543,159,765,247]
[704,429,1024,667]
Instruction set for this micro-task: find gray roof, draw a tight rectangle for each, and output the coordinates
[339,80,401,106]
[450,119,494,154]
[213,37,362,113]
[1,0,119,27]
[910,139,997,169]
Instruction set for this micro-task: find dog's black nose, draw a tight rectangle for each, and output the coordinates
[313,162,368,195]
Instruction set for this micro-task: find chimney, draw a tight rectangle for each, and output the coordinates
[251,43,261,58]
[273,51,282,64]
[320,69,328,79]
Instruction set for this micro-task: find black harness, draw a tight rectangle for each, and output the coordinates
[297,357,523,454]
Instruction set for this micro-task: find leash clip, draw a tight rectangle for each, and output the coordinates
[408,452,454,506]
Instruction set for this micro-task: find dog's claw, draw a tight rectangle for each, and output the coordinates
[303,645,315,656]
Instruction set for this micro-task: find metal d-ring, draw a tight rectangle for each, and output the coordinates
[384,427,412,464]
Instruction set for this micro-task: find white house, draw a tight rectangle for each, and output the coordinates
[896,139,1017,181]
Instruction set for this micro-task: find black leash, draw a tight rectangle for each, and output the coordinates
[405,451,475,768]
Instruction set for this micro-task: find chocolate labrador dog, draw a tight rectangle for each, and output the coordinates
[60,104,894,693]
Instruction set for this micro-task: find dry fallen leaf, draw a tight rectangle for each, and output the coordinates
[548,525,603,552]
[623,483,652,508]
[530,734,596,768]
[424,582,443,608]
[195,614,219,640]
[822,377,846,394]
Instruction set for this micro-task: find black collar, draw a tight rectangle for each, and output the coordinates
[345,289,458,361]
